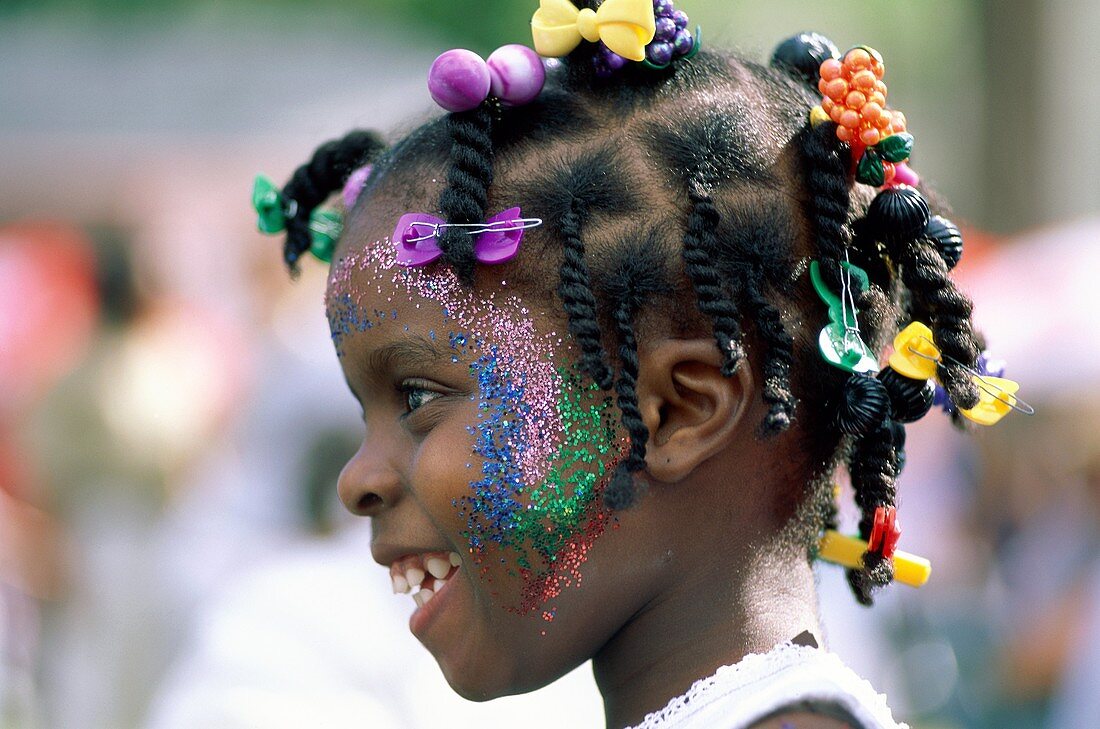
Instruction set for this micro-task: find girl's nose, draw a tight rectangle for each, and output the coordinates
[337,440,402,517]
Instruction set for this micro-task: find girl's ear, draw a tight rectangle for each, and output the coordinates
[634,338,753,483]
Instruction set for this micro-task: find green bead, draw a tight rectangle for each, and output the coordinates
[856,149,885,187]
[252,174,287,234]
[308,209,343,263]
[875,132,914,164]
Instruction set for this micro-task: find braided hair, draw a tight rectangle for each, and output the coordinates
[281,130,386,272]
[274,20,982,607]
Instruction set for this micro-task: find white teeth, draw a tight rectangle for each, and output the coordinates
[406,567,425,589]
[392,574,410,594]
[426,557,451,580]
[448,552,462,567]
[413,588,435,608]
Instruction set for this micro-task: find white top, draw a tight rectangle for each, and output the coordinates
[627,642,907,729]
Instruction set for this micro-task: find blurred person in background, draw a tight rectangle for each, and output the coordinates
[0,223,99,725]
[963,220,1100,729]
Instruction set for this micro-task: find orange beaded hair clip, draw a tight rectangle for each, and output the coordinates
[810,46,917,189]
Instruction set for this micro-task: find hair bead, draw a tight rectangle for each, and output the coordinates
[877,366,934,423]
[864,185,931,247]
[771,32,840,88]
[836,373,890,436]
[924,214,964,270]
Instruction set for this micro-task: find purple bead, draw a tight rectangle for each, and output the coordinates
[342,164,372,209]
[655,17,676,42]
[654,0,674,17]
[673,29,694,56]
[978,354,1007,379]
[671,9,689,29]
[605,51,628,71]
[646,41,674,66]
[487,44,545,106]
[593,57,613,78]
[427,49,491,113]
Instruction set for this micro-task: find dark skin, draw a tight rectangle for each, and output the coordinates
[330,178,834,728]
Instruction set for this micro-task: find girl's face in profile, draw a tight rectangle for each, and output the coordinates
[326,216,663,699]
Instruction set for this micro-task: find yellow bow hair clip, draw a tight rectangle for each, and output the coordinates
[531,0,656,62]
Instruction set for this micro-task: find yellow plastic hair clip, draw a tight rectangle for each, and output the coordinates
[888,321,939,380]
[531,0,656,61]
[959,375,1020,426]
[817,530,931,588]
[809,105,830,128]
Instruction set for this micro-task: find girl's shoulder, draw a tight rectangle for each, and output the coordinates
[627,642,907,729]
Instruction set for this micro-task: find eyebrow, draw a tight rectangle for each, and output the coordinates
[363,334,451,378]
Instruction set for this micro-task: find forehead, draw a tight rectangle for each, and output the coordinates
[325,209,567,368]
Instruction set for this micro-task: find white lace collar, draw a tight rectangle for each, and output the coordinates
[625,641,906,729]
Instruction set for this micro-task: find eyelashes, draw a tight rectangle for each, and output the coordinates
[399,380,444,416]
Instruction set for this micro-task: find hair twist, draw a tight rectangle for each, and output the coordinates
[558,203,614,391]
[742,273,796,435]
[890,238,980,409]
[437,104,494,283]
[604,298,648,510]
[282,130,386,271]
[682,182,745,375]
[797,122,852,264]
[846,420,900,605]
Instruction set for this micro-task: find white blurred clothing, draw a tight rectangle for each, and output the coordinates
[145,523,603,729]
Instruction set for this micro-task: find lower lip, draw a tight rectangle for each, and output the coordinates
[409,567,460,639]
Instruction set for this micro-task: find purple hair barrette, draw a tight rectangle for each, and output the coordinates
[393,208,542,267]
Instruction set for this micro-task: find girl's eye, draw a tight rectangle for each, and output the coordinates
[400,381,443,416]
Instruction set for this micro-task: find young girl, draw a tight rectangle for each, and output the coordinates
[254,2,1009,726]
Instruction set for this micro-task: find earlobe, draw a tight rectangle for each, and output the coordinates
[635,339,754,483]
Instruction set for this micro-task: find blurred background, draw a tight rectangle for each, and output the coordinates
[1,1,1097,727]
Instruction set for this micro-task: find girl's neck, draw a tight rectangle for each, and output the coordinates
[592,548,821,729]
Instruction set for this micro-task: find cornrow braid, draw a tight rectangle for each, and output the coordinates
[846,419,900,605]
[604,298,647,510]
[741,272,796,435]
[682,179,745,376]
[436,104,494,283]
[558,202,614,391]
[889,237,981,409]
[282,130,386,271]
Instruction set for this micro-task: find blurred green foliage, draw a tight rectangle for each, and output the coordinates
[0,0,531,50]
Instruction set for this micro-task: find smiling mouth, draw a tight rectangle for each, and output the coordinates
[391,550,463,608]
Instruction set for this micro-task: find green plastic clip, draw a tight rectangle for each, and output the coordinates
[308,209,343,263]
[809,260,878,374]
[252,174,287,234]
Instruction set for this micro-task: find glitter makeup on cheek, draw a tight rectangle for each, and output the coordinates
[326,239,624,619]
[458,356,622,618]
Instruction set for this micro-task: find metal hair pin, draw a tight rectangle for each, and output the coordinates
[392,207,540,267]
[404,217,543,243]
[907,336,1034,416]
